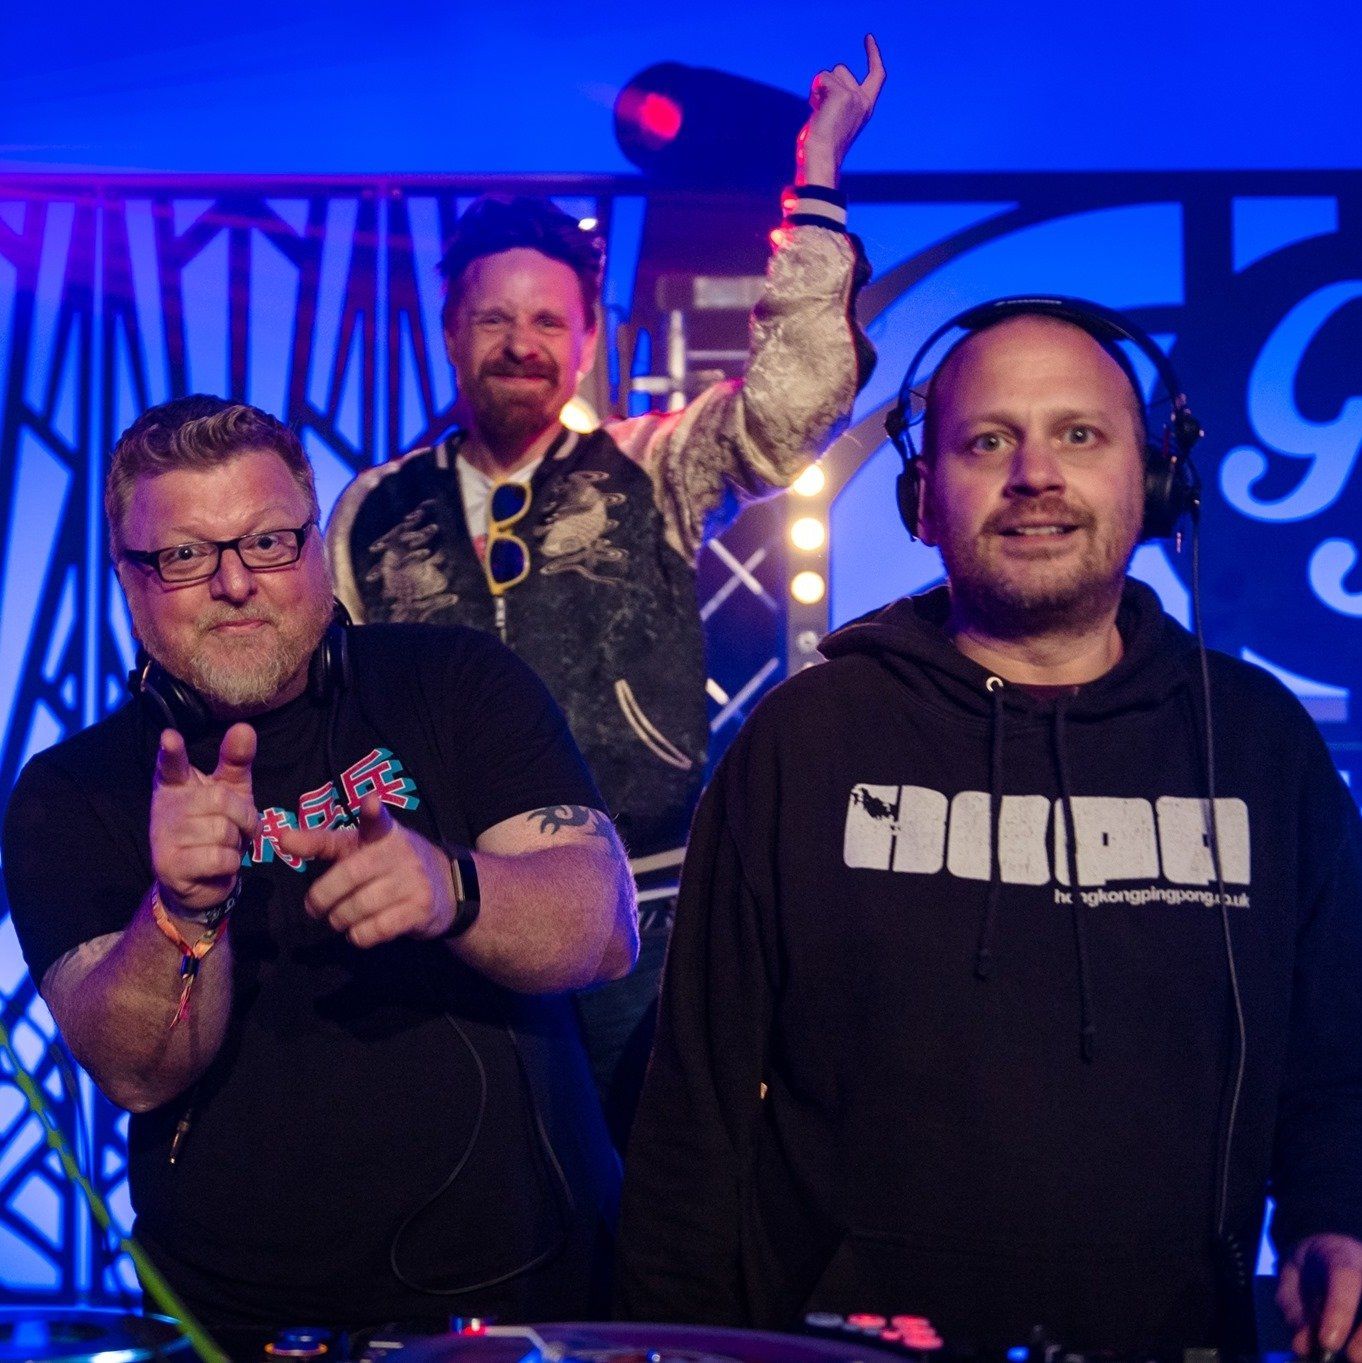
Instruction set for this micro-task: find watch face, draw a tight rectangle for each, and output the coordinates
[457,854,481,904]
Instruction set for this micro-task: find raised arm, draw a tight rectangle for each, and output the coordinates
[612,36,886,559]
[39,725,258,1113]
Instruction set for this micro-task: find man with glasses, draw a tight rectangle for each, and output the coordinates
[327,41,885,1141]
[2,396,636,1347]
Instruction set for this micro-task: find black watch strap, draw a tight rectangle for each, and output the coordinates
[442,853,481,940]
[168,877,241,931]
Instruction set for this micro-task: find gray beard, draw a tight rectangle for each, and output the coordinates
[182,629,319,713]
[132,593,333,718]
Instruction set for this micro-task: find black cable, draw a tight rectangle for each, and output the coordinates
[387,1002,489,1293]
[345,677,578,1299]
[386,1000,575,1296]
[1189,521,1248,1242]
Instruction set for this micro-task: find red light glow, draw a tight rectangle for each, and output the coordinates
[618,89,684,150]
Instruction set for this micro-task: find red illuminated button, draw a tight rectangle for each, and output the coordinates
[847,1314,888,1329]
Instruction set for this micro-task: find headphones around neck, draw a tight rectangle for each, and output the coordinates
[883,295,1204,543]
[130,605,351,736]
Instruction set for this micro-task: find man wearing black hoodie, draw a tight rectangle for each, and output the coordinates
[616,301,1362,1357]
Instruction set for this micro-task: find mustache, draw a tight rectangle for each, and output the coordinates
[198,607,278,631]
[480,357,559,381]
[986,499,1093,534]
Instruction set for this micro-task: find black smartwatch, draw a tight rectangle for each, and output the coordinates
[441,852,481,940]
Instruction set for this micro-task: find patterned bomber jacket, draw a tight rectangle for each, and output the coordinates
[326,224,872,861]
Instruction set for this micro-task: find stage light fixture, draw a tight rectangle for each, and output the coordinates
[791,571,826,605]
[792,464,826,497]
[560,397,601,433]
[614,63,807,187]
[790,516,826,551]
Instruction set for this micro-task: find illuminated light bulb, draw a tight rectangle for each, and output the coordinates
[791,463,826,497]
[790,516,826,551]
[578,217,599,231]
[560,397,600,433]
[790,571,826,605]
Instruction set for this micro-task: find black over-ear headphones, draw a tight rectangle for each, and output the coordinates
[129,604,351,736]
[883,295,1204,543]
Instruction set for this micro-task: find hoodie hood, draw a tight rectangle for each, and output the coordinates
[820,578,1198,722]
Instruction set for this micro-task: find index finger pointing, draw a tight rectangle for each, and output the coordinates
[276,821,358,866]
[155,730,193,787]
[214,722,258,787]
[861,33,886,101]
[358,793,395,847]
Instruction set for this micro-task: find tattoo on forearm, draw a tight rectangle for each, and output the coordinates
[527,805,613,840]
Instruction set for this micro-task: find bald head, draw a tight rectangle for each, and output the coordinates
[921,314,1147,465]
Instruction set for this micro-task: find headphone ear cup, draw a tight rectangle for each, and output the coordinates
[308,614,351,702]
[1142,444,1173,541]
[135,657,212,735]
[897,461,923,540]
[309,622,336,702]
[1142,444,1200,541]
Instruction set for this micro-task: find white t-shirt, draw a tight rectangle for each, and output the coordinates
[456,456,541,558]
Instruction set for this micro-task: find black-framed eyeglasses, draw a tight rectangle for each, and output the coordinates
[122,521,315,585]
[484,481,531,596]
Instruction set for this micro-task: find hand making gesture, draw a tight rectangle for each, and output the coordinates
[150,724,258,916]
[277,794,457,949]
[1278,1232,1362,1363]
[797,34,887,187]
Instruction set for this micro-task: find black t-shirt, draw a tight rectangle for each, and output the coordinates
[2,623,620,1331]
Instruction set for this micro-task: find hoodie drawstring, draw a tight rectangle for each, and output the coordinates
[1053,700,1098,1062]
[972,682,1098,1063]
[974,678,1007,980]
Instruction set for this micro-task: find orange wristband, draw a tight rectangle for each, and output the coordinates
[151,884,229,1029]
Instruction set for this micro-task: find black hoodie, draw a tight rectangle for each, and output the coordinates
[617,580,1362,1350]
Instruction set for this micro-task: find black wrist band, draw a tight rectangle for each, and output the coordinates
[780,185,849,233]
[441,853,481,940]
[166,877,241,931]
[783,183,847,206]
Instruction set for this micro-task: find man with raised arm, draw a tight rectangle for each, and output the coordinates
[2,396,636,1349]
[326,41,884,1142]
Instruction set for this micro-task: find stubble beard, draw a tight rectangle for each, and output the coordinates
[943,517,1138,642]
[131,589,334,717]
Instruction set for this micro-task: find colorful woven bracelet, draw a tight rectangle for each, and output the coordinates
[151,883,233,1029]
